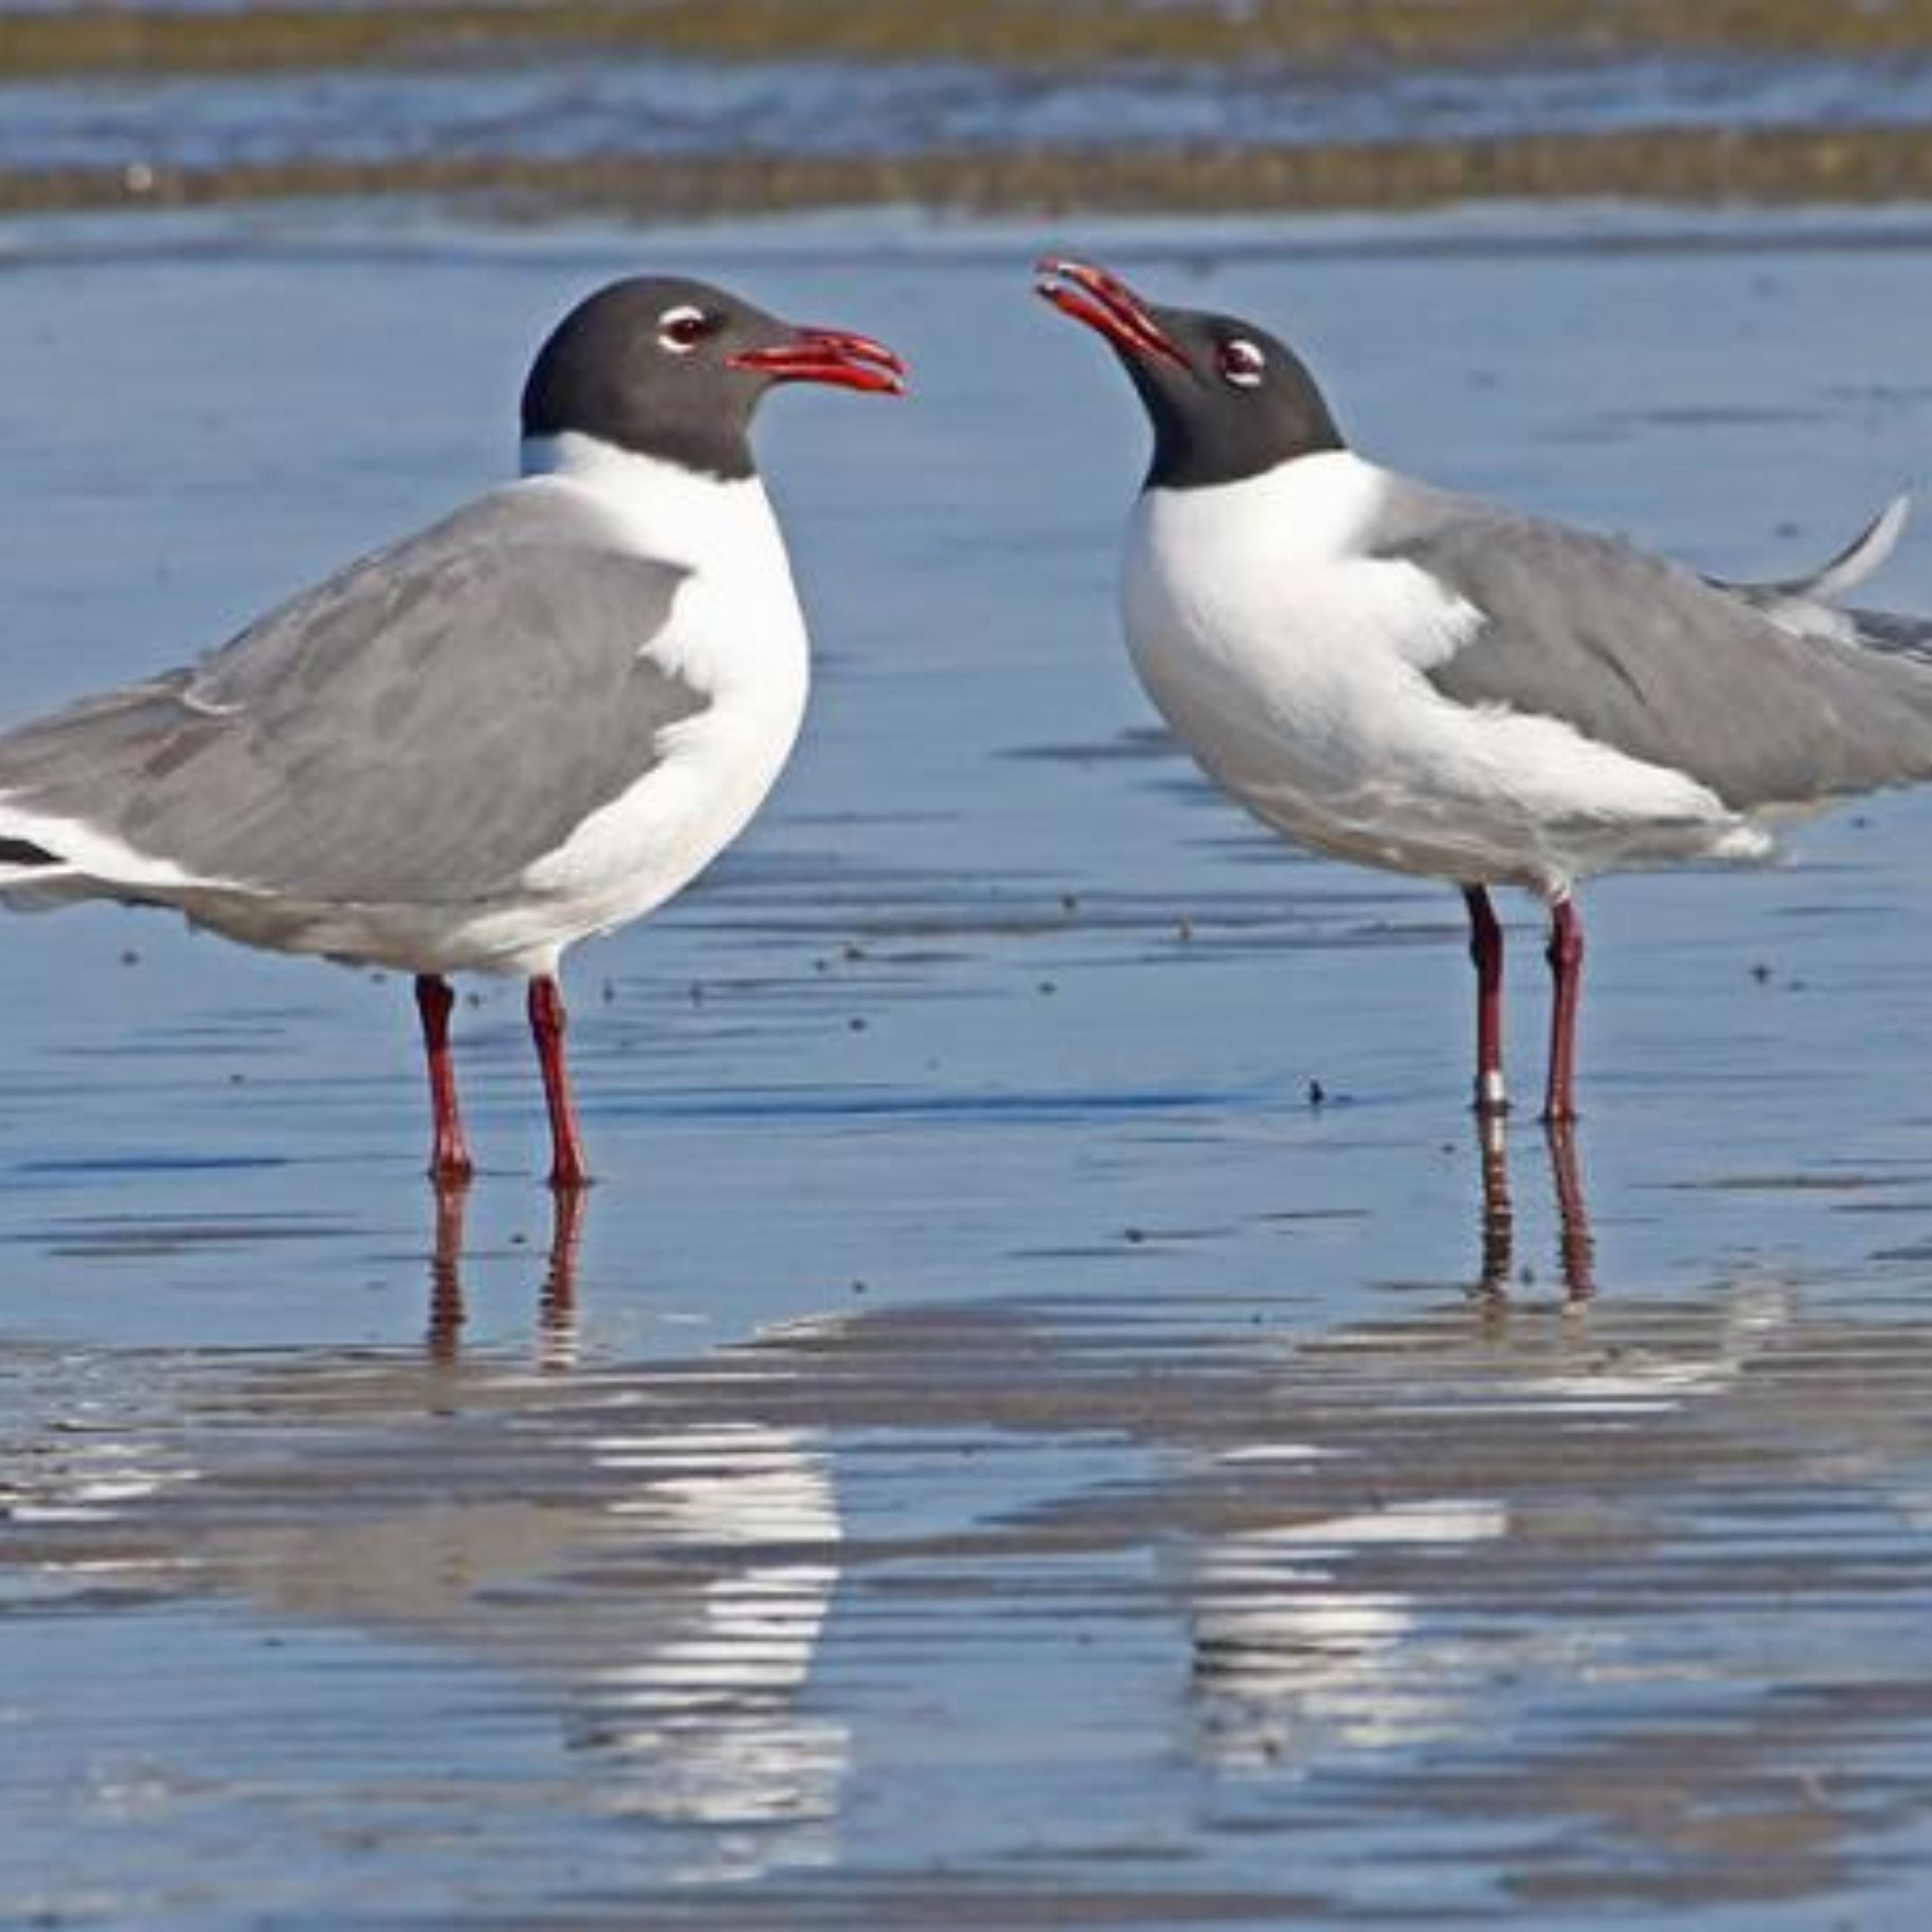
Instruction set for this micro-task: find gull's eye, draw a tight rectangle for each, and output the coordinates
[657,305,714,353]
[1218,337,1266,388]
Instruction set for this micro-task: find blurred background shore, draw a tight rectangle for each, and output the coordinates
[9,0,1932,220]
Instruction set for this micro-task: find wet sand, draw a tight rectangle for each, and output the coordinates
[4,206,1932,1922]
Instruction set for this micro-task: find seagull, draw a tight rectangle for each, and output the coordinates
[1036,255,1932,1123]
[0,275,904,1186]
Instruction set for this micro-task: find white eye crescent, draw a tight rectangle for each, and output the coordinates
[657,304,711,352]
[1218,337,1266,388]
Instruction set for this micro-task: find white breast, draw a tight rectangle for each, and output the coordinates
[472,436,810,973]
[1122,452,1748,895]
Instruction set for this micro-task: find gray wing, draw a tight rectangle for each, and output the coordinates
[1375,481,1932,812]
[0,488,699,902]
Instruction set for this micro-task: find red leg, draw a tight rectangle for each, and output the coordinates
[414,973,475,1185]
[1463,885,1508,1116]
[528,974,591,1190]
[1541,898,1585,1126]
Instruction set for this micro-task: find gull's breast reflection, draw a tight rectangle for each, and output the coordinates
[564,1421,847,1840]
[1175,1267,1802,1777]
[1183,1497,1510,1766]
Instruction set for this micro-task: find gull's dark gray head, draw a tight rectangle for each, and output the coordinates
[1035,258,1343,490]
[521,274,905,480]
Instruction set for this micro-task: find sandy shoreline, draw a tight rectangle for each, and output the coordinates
[6,124,1932,222]
[12,0,1932,79]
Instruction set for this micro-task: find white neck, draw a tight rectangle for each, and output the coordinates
[1137,449,1387,566]
[519,429,780,572]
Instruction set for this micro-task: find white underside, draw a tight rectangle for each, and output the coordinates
[1123,451,1769,902]
[0,435,810,977]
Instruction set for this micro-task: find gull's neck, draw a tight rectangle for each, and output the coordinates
[520,430,777,568]
[1137,448,1387,567]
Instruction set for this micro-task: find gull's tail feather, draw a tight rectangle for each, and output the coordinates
[1713,493,1911,607]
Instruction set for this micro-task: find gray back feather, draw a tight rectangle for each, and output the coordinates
[1375,481,1932,812]
[0,488,699,901]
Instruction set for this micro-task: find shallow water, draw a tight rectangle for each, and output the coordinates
[5,204,1932,1924]
[13,48,1932,174]
[7,47,1932,176]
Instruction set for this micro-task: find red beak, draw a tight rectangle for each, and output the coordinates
[728,326,907,395]
[1034,257,1187,368]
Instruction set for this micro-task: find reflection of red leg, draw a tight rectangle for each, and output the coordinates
[415,974,475,1185]
[540,1179,589,1353]
[427,1174,470,1360]
[1542,899,1585,1125]
[529,975,590,1191]
[1463,886,1507,1116]
[1476,1111,1513,1297]
[1546,1121,1596,1303]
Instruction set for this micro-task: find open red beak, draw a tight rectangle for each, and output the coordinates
[1035,257,1187,368]
[728,326,907,395]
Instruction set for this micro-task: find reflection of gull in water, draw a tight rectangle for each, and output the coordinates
[9,1152,1932,1910]
[1186,1498,1508,1766]
[178,1414,849,1879]
[1510,1285,1792,1413]
[1181,1236,1801,1776]
[567,1422,846,1843]
[1,1438,191,1526]
[0,1352,202,1548]
[207,1414,851,1868]
[0,1199,851,1883]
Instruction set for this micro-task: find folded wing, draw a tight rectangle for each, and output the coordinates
[0,488,698,909]
[1377,483,1932,813]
